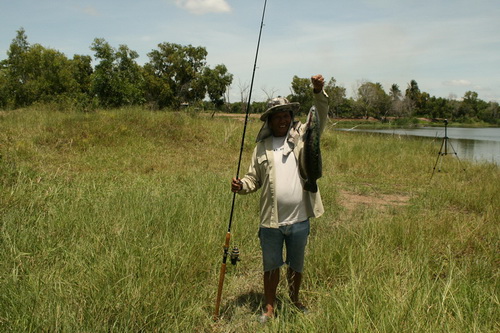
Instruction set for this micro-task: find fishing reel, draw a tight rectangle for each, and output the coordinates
[230,246,241,265]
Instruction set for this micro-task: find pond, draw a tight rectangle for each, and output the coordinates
[338,127,500,165]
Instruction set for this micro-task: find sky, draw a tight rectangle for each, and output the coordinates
[1,0,499,103]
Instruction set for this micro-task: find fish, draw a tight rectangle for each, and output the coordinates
[299,106,322,193]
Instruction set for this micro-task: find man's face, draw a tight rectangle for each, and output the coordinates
[269,111,292,137]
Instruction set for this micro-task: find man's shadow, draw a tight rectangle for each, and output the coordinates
[220,290,263,319]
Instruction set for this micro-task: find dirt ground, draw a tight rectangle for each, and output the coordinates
[338,190,411,212]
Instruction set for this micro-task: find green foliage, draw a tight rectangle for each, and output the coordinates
[90,39,145,107]
[1,108,498,331]
[480,101,500,124]
[0,28,498,126]
[289,75,314,114]
[204,64,233,109]
[143,43,233,110]
[144,43,205,109]
[3,28,31,108]
[289,76,347,117]
[0,66,8,108]
[22,44,79,102]
[71,54,93,95]
[0,29,91,110]
[0,29,232,111]
[393,116,420,127]
[324,77,347,117]
[405,79,421,114]
[0,29,83,109]
[356,81,391,119]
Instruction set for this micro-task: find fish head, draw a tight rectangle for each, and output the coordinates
[306,106,319,129]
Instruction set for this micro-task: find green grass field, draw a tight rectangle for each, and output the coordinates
[1,107,499,332]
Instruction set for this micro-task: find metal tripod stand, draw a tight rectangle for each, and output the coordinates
[431,119,466,179]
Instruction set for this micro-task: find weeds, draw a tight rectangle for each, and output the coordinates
[1,107,498,332]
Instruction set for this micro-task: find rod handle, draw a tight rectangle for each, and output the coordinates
[213,262,227,320]
[214,232,231,320]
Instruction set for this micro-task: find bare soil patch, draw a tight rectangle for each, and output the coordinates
[339,190,411,211]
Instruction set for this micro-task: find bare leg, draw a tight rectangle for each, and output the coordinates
[263,268,280,317]
[287,267,303,306]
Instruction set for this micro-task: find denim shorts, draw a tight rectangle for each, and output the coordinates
[258,220,310,273]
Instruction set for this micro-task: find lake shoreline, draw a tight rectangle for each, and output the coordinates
[336,126,500,165]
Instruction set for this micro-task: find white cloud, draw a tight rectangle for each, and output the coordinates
[81,6,100,17]
[174,0,231,15]
[443,80,472,87]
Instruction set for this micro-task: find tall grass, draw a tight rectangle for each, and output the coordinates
[1,107,498,332]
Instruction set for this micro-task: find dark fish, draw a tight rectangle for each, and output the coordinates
[299,106,322,193]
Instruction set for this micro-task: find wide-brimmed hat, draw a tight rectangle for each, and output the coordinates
[259,96,300,121]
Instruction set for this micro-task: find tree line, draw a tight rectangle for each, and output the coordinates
[333,79,499,124]
[0,28,233,111]
[1,28,498,125]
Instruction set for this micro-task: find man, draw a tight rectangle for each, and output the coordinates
[231,74,328,322]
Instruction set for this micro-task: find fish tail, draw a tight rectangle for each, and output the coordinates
[304,181,318,193]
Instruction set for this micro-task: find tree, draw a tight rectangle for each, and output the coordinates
[289,76,347,118]
[323,77,346,117]
[356,81,390,119]
[480,102,499,124]
[144,43,209,109]
[3,28,31,107]
[71,54,93,95]
[229,79,251,114]
[0,28,98,109]
[426,96,453,120]
[419,91,430,116]
[91,38,144,107]
[389,84,402,101]
[24,44,79,103]
[404,79,421,116]
[261,86,279,102]
[203,64,233,109]
[1,29,88,108]
[0,63,7,108]
[389,84,405,118]
[116,45,144,105]
[289,76,314,115]
[453,91,477,121]
[91,38,119,107]
[6,28,30,76]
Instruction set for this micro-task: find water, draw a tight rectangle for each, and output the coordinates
[339,127,500,165]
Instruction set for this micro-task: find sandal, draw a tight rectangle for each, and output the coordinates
[258,313,272,324]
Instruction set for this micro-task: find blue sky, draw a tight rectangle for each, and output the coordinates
[1,0,499,103]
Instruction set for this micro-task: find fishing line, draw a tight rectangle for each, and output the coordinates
[214,0,268,320]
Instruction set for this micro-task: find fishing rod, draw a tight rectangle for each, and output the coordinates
[213,0,268,320]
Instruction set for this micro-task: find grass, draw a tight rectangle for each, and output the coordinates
[1,107,499,332]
